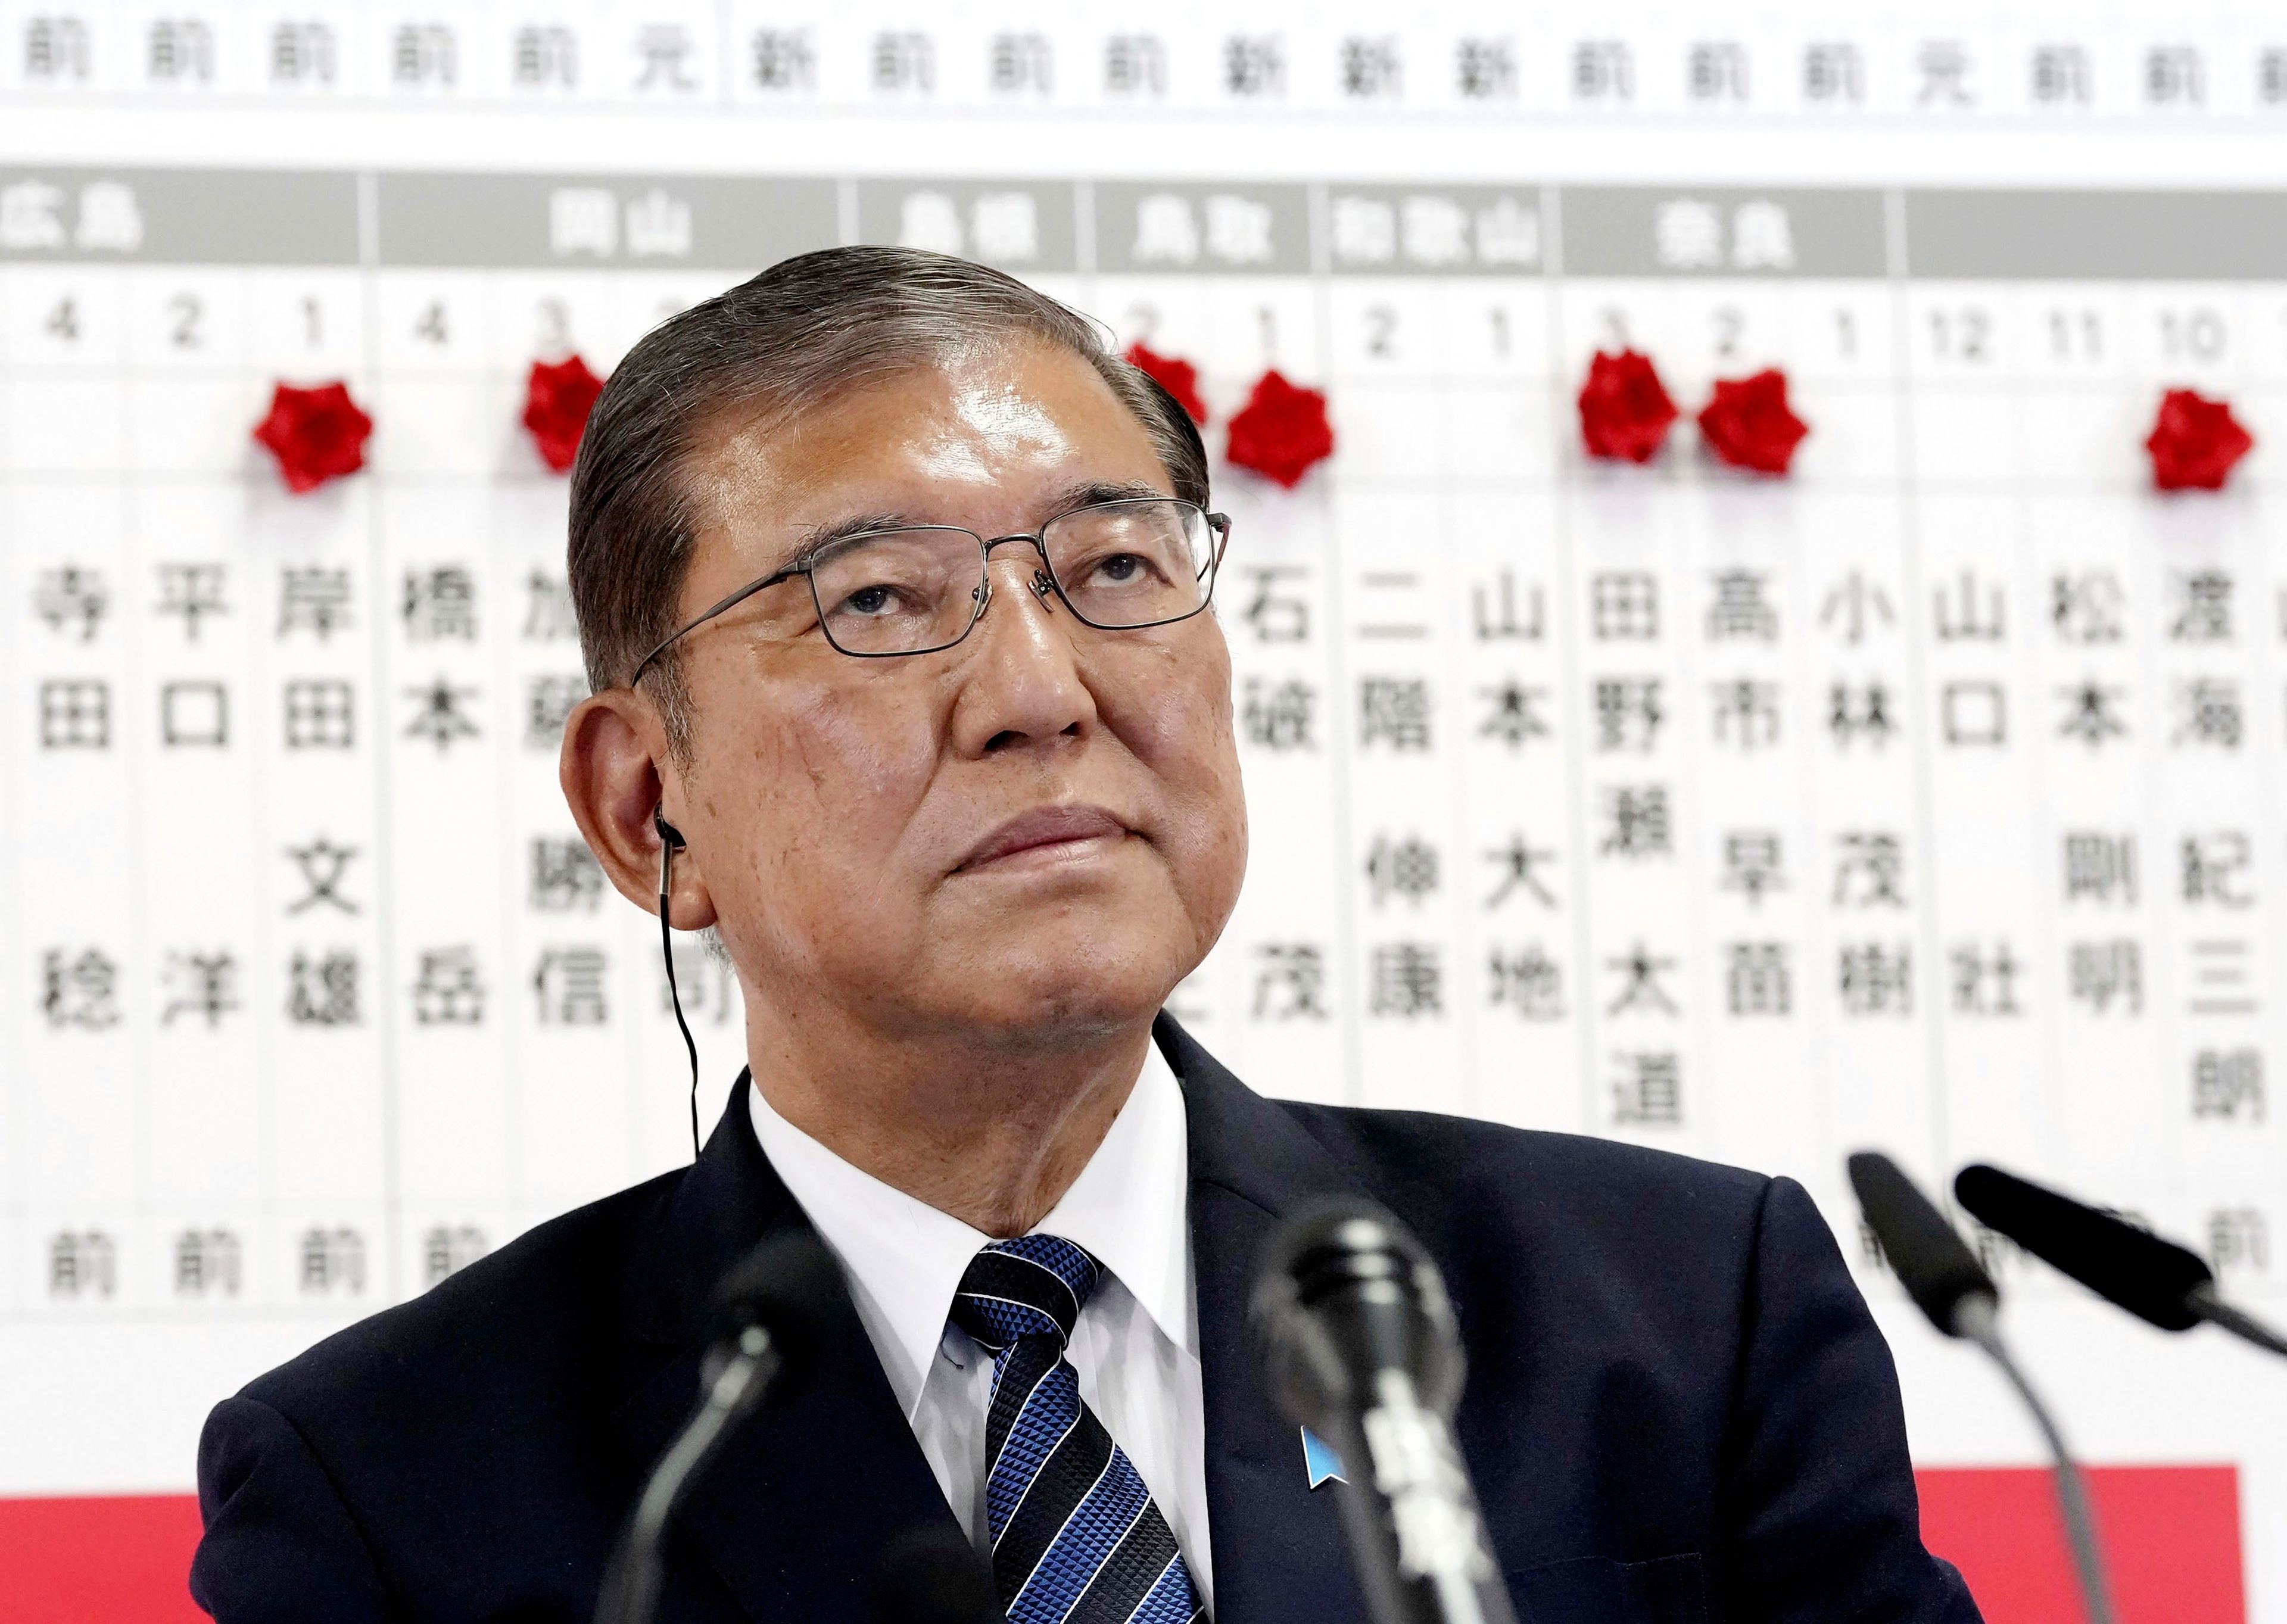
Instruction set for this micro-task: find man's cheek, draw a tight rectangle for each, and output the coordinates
[774,706,926,817]
[1120,678,1223,766]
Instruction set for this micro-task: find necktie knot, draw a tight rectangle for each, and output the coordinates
[951,1234,1101,1354]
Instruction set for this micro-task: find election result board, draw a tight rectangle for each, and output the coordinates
[0,1,2282,1613]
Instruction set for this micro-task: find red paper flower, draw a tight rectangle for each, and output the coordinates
[2145,388,2254,492]
[252,381,373,494]
[1123,341,1207,425]
[1224,370,1334,488]
[524,354,606,474]
[1577,350,1678,463]
[1697,368,1810,476]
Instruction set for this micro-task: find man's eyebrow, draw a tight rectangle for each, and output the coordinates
[775,513,920,575]
[774,482,1176,574]
[1048,479,1172,515]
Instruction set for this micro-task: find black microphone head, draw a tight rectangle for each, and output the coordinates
[1248,1198,1464,1441]
[1954,1163,2212,1332]
[870,1526,1005,1624]
[1846,1151,1996,1338]
[709,1226,847,1384]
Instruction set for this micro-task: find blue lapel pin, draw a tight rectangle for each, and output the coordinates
[1301,1427,1347,1490]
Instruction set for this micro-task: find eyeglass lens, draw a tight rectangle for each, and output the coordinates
[808,499,1217,656]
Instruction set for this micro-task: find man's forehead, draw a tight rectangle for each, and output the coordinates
[687,348,1169,574]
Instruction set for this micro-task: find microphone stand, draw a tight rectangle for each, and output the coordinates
[1948,1296,2115,1624]
[596,1323,781,1624]
[2187,1284,2287,1359]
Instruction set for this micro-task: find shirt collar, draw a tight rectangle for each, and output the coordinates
[747,1040,1195,1422]
[1036,1041,1196,1361]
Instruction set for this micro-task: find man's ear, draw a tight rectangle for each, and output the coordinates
[558,687,719,928]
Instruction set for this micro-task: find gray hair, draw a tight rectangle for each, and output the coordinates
[566,245,1211,756]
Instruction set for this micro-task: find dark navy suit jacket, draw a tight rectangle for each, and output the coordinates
[192,1015,1979,1623]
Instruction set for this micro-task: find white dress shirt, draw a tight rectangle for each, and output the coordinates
[749,1043,1214,1606]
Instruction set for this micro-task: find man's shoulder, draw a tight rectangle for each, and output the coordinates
[239,1166,686,1426]
[1246,1096,1845,1399]
[1280,1096,1768,1206]
[1264,1097,1781,1277]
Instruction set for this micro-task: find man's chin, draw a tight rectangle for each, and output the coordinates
[899,938,1188,1050]
[970,971,1173,1048]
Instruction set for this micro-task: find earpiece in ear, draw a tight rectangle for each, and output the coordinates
[653,806,686,849]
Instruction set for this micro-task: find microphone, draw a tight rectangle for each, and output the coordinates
[1955,1162,2287,1360]
[1846,1152,2115,1624]
[596,1226,843,1624]
[870,1526,1005,1624]
[1249,1199,1516,1624]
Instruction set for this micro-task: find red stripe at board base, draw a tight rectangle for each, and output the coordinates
[0,1466,2250,1623]
[0,1494,208,1623]
[1918,1465,2246,1624]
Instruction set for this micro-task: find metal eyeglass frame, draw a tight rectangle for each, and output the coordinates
[627,497,1232,684]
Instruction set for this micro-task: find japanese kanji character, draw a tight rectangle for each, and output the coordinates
[1838,943,1914,1017]
[1251,943,1328,1021]
[1725,943,1792,1016]
[1488,945,1565,1019]
[1367,943,1442,1018]
[1599,785,1672,859]
[286,948,360,1026]
[534,945,609,1024]
[412,946,485,1025]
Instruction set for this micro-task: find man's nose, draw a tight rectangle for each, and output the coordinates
[948,546,1098,755]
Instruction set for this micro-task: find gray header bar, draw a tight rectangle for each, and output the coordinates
[1325,185,1542,276]
[0,168,358,264]
[1905,191,2287,280]
[376,173,837,269]
[1558,186,1888,278]
[11,170,2287,283]
[1092,182,1313,276]
[853,179,1078,275]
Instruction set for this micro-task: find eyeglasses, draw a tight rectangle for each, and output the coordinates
[630,497,1230,679]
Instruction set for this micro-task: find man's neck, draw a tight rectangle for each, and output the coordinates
[745,1017,1157,1238]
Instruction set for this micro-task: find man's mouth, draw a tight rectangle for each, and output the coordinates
[956,805,1130,871]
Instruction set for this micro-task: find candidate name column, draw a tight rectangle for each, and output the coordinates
[1547,188,1708,1159]
[1089,179,1345,1103]
[1888,194,2070,1285]
[225,170,384,1320]
[4,167,139,1332]
[2112,196,2285,1311]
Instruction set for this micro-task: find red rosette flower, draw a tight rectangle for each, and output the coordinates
[1577,349,1678,464]
[1123,341,1207,425]
[1224,369,1334,488]
[524,353,607,474]
[2145,388,2254,492]
[252,380,373,494]
[1697,368,1810,476]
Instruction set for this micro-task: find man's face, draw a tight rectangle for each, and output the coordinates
[668,339,1247,1049]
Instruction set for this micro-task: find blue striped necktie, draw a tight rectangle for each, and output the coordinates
[949,1235,1207,1624]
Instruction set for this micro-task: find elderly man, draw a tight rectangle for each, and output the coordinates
[192,248,1978,1624]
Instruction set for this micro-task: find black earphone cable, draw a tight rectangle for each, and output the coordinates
[656,811,702,1161]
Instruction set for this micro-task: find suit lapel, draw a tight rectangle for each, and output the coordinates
[1155,1014,1373,1624]
[609,1071,964,1622]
